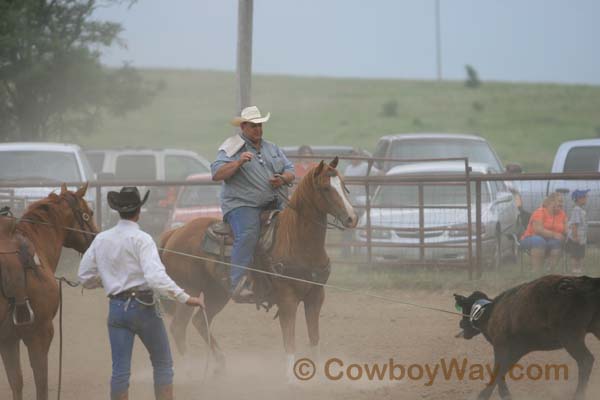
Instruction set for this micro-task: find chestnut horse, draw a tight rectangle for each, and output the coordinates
[0,184,97,400]
[160,158,357,379]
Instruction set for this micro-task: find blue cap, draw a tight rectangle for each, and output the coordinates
[571,189,590,201]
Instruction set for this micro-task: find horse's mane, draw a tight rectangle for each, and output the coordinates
[17,193,66,237]
[275,164,328,257]
[287,166,319,211]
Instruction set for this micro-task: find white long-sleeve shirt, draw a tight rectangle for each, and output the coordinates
[78,220,190,304]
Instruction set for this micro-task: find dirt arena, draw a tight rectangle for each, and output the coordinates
[2,264,600,400]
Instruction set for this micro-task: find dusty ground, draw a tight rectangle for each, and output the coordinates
[2,270,600,400]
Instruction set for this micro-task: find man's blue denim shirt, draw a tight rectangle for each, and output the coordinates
[210,134,295,217]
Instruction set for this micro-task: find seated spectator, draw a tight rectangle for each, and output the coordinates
[293,145,318,179]
[520,192,567,273]
[343,148,380,177]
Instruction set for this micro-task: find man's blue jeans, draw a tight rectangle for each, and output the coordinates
[224,206,262,291]
[107,298,174,396]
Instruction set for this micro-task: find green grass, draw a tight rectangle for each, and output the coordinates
[329,252,600,294]
[76,69,600,172]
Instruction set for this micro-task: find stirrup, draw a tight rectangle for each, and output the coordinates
[13,298,35,326]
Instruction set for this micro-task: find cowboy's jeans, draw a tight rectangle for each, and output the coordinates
[224,206,262,291]
[107,298,174,397]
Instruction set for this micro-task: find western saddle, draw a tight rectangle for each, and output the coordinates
[0,207,36,326]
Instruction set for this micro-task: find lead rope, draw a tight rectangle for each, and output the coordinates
[57,278,63,400]
[200,308,211,385]
[55,277,79,400]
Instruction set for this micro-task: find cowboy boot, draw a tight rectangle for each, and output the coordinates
[154,384,174,400]
[110,391,128,400]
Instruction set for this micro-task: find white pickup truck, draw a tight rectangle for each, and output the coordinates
[516,139,600,242]
[0,142,96,216]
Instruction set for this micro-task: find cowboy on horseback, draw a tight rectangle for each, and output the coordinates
[211,106,295,302]
[78,187,205,400]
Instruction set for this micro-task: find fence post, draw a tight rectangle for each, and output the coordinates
[475,180,483,278]
[418,182,425,262]
[95,183,102,230]
[365,174,372,265]
[465,160,473,280]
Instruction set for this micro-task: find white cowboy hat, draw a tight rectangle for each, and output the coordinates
[231,106,271,127]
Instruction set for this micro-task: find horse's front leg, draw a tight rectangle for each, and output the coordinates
[0,336,24,400]
[23,322,54,400]
[304,286,325,363]
[278,294,300,382]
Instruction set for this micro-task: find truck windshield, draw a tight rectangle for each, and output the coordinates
[372,182,490,206]
[0,151,81,182]
[563,146,600,172]
[389,139,503,171]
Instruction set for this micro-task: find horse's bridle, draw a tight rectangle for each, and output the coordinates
[316,171,353,228]
[278,171,351,231]
[63,193,95,248]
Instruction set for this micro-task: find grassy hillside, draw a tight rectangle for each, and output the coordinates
[78,69,600,171]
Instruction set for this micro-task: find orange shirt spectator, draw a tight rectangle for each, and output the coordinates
[521,207,567,240]
[293,145,317,179]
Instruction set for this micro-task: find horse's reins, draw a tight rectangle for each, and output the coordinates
[246,153,349,231]
[272,180,350,231]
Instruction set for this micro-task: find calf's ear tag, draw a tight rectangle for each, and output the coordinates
[455,304,463,312]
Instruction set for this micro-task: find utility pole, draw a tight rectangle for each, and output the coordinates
[435,0,442,81]
[236,0,253,113]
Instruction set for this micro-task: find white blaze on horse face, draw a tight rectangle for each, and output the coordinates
[330,176,356,220]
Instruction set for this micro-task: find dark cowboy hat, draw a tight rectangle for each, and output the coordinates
[107,187,150,213]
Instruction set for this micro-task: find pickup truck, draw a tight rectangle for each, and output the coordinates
[0,142,96,216]
[84,148,211,236]
[515,139,600,242]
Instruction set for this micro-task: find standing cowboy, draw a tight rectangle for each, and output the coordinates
[78,187,204,400]
[211,106,295,302]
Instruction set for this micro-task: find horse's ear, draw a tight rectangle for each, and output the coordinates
[329,157,339,169]
[453,294,467,306]
[60,183,68,195]
[314,160,325,176]
[75,182,88,197]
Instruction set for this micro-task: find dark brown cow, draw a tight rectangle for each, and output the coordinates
[454,275,600,400]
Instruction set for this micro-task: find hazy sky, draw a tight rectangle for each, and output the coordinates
[95,0,600,84]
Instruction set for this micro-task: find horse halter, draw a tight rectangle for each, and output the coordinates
[316,170,352,228]
[63,193,95,248]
